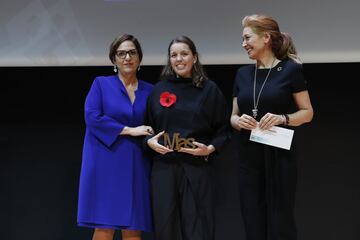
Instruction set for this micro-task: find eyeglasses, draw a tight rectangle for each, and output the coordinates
[115,49,138,59]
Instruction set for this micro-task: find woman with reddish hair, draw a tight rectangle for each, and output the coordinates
[231,14,314,240]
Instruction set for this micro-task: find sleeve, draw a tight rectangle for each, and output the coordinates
[290,62,307,93]
[209,83,231,152]
[232,69,241,97]
[84,77,125,147]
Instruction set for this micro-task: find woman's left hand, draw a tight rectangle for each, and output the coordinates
[258,113,284,130]
[178,142,215,156]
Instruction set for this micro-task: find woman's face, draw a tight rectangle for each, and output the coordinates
[242,27,269,60]
[169,42,197,78]
[115,40,140,75]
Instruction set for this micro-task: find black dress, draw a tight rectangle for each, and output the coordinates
[145,77,230,240]
[233,58,307,240]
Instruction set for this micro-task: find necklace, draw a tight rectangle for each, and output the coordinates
[252,58,276,119]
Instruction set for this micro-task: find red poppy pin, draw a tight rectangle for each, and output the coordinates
[159,91,177,107]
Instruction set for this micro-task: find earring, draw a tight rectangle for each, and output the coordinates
[113,65,117,72]
[138,65,141,71]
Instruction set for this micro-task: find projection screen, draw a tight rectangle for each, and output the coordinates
[0,0,359,66]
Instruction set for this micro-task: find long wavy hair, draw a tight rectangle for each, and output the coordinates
[160,36,208,87]
[242,14,301,63]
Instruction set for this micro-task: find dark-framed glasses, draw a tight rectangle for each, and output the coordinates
[116,49,138,59]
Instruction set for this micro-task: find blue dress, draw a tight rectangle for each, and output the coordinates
[77,75,153,231]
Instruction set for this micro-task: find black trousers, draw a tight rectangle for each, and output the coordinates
[238,141,297,240]
[151,160,214,240]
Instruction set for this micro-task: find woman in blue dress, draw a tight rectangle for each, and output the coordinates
[77,34,154,240]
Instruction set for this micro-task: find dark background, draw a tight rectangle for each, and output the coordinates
[1,63,359,240]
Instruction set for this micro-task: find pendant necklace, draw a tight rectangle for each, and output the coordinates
[252,58,276,119]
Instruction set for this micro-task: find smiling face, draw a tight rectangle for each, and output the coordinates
[242,26,270,60]
[115,40,140,75]
[169,42,197,78]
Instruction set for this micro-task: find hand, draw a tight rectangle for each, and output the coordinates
[178,142,215,156]
[258,113,284,130]
[147,131,173,155]
[121,125,154,136]
[232,114,257,130]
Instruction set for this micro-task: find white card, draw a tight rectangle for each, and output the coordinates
[250,125,294,150]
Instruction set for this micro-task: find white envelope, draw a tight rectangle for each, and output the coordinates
[250,125,294,150]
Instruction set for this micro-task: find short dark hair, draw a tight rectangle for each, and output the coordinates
[109,34,143,64]
[161,36,208,87]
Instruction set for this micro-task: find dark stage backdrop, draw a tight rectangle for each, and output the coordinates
[1,63,359,240]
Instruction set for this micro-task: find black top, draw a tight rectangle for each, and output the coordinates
[233,58,307,141]
[145,77,230,163]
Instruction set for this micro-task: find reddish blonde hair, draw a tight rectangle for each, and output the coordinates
[242,14,301,63]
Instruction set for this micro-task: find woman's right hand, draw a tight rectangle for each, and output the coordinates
[232,114,257,131]
[147,131,173,155]
[120,125,154,136]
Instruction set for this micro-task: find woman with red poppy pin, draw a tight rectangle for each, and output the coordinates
[144,36,230,240]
